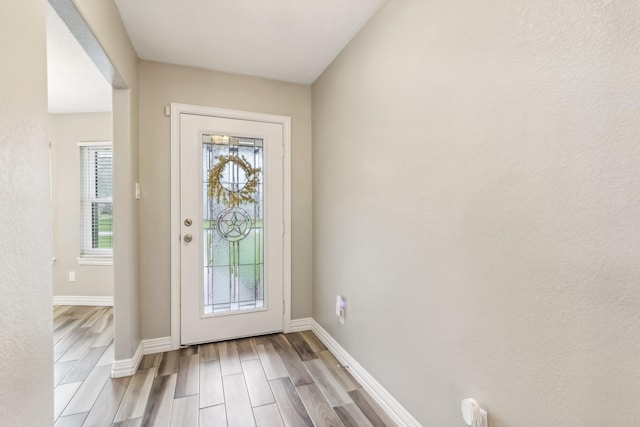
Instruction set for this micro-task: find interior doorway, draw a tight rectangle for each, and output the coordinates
[47,1,116,417]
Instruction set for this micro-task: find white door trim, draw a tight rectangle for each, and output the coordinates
[170,103,292,350]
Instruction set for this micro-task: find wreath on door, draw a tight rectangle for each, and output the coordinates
[207,154,261,208]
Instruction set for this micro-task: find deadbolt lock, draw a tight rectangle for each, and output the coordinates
[184,218,192,227]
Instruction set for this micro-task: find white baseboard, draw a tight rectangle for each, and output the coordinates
[311,320,421,427]
[111,336,172,378]
[290,317,313,332]
[111,341,143,378]
[142,336,172,355]
[53,295,114,306]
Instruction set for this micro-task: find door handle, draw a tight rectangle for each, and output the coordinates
[183,234,193,243]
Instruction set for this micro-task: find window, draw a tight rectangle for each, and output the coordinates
[79,142,112,263]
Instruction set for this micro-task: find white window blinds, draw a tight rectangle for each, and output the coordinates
[79,143,113,258]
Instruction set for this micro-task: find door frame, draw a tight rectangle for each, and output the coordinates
[170,103,292,349]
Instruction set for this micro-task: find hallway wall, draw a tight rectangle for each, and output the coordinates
[138,60,313,340]
[0,0,52,425]
[73,0,141,361]
[49,112,114,298]
[312,0,640,425]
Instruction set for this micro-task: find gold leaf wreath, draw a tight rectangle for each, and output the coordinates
[207,154,261,208]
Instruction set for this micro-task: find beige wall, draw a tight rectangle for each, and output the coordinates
[49,113,113,297]
[312,0,640,426]
[138,60,313,339]
[0,0,53,424]
[73,0,140,360]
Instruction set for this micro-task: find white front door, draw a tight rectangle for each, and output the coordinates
[179,113,284,345]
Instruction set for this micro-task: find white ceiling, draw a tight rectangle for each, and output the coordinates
[47,4,112,114]
[46,0,385,112]
[114,0,387,84]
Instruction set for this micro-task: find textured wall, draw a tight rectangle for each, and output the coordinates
[0,0,53,424]
[138,60,313,340]
[49,113,114,297]
[312,0,640,425]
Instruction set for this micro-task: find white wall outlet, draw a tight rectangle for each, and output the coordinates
[68,271,76,282]
[336,295,346,324]
[461,398,488,427]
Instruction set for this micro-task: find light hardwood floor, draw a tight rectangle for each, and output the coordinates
[53,306,396,427]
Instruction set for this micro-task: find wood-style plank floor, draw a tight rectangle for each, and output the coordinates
[54,306,397,427]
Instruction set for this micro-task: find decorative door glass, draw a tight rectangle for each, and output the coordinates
[202,134,264,315]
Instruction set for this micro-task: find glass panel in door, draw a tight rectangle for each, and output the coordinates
[201,134,264,316]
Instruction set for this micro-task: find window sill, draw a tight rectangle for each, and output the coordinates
[77,257,113,266]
